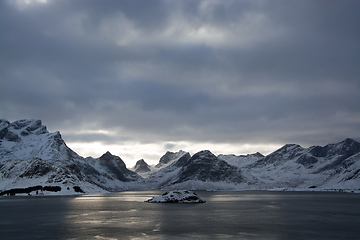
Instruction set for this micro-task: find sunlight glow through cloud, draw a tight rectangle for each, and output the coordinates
[13,0,47,10]
[67,141,281,167]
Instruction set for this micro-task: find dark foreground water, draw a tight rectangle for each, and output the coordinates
[0,191,359,240]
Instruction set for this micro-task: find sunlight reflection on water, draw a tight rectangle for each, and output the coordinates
[205,190,281,202]
[1,191,359,240]
[72,191,163,203]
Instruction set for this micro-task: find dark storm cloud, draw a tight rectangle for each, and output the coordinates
[1,0,359,154]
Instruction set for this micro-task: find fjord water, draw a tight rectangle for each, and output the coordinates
[0,191,359,240]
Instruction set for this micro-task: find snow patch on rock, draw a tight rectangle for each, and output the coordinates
[145,190,206,203]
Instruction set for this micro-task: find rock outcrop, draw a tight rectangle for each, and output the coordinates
[145,190,206,203]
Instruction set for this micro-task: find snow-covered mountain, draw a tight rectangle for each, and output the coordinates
[1,119,359,195]
[242,138,360,190]
[167,150,244,188]
[0,119,142,195]
[218,152,264,168]
[137,150,254,190]
[142,150,191,188]
[155,150,191,168]
[140,140,359,191]
[82,151,143,191]
[132,150,192,180]
[0,119,80,162]
[133,159,151,174]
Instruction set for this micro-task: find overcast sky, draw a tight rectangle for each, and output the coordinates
[1,0,359,166]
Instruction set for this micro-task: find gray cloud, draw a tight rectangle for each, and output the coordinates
[1,0,359,162]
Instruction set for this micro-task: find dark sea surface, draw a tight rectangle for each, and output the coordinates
[0,191,359,239]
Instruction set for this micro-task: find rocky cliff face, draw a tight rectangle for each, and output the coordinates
[133,159,151,173]
[98,151,139,182]
[172,150,243,184]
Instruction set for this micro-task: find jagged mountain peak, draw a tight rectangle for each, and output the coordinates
[96,151,143,183]
[11,119,46,131]
[99,151,128,163]
[3,119,48,137]
[218,151,264,169]
[0,119,10,129]
[335,138,360,152]
[156,150,190,168]
[171,149,243,185]
[1,119,48,142]
[186,150,216,164]
[253,152,264,158]
[100,151,116,159]
[134,159,151,173]
[342,138,358,145]
[271,143,304,157]
[309,138,360,158]
[136,159,147,165]
[99,151,126,167]
[252,143,304,167]
[0,119,80,162]
[279,143,303,151]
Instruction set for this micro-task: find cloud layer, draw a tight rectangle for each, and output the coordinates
[1,0,359,165]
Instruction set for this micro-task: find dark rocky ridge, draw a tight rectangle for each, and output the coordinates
[0,119,48,142]
[172,150,244,184]
[99,151,140,182]
[134,159,151,173]
[155,150,191,168]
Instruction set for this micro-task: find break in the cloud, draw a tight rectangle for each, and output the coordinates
[1,0,359,166]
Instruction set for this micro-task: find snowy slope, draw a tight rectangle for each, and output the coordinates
[144,150,247,190]
[0,119,142,195]
[1,119,359,194]
[148,140,360,191]
[171,150,243,184]
[242,138,360,190]
[83,152,143,191]
[155,150,191,168]
[145,190,206,203]
[0,119,81,162]
[133,159,151,173]
[218,152,264,168]
[143,150,191,188]
[132,150,191,180]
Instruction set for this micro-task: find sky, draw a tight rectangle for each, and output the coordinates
[1,0,359,167]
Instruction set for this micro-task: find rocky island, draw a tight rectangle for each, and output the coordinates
[145,190,206,203]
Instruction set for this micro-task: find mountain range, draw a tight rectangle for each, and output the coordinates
[1,119,359,195]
